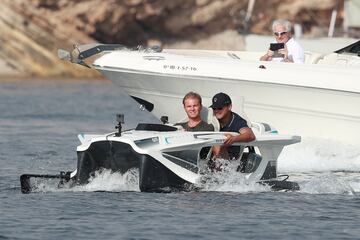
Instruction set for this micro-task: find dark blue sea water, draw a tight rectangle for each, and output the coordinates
[1,80,360,240]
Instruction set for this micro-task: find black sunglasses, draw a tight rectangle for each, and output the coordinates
[274,31,287,37]
[212,106,224,110]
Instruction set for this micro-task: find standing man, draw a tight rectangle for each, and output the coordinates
[260,19,304,63]
[210,92,255,159]
[176,91,214,132]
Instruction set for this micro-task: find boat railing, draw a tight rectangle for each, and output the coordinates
[58,43,162,67]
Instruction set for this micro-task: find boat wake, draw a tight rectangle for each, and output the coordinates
[25,168,360,195]
[77,168,140,192]
[26,165,359,196]
[297,172,359,195]
[24,138,360,195]
[279,137,360,173]
[197,159,270,193]
[27,169,140,193]
[277,138,360,195]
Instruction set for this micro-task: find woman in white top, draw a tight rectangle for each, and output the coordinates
[260,19,305,63]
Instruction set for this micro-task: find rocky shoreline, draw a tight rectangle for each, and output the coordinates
[0,0,347,80]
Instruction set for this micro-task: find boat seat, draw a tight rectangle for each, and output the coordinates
[200,107,220,131]
[226,95,252,128]
[304,51,325,64]
[316,53,356,65]
[202,94,251,129]
[348,59,360,66]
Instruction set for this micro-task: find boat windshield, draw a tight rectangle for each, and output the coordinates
[335,40,360,55]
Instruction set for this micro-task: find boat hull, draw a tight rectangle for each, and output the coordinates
[98,68,360,146]
[20,124,301,193]
[76,141,188,192]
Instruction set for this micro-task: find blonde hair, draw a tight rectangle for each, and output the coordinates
[182,91,202,105]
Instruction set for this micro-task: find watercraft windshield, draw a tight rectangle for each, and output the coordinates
[335,40,360,55]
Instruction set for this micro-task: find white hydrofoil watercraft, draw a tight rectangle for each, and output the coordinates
[20,115,300,193]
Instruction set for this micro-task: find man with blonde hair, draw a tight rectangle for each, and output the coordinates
[260,19,304,63]
[176,91,214,132]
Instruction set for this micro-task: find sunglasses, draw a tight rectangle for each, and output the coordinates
[274,31,287,37]
[212,106,225,111]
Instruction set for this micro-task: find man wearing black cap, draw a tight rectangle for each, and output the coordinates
[210,92,255,159]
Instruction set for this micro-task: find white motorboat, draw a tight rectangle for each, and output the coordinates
[20,116,300,193]
[58,41,360,146]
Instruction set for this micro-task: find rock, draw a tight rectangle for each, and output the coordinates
[0,0,348,79]
[0,0,98,79]
[164,30,245,51]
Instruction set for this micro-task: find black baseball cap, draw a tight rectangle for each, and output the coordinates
[210,92,232,109]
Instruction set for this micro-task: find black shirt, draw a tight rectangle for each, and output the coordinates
[220,112,249,160]
[220,112,248,132]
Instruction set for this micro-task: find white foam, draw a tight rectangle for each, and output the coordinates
[296,172,360,195]
[30,169,140,193]
[79,169,140,192]
[198,159,270,193]
[278,137,360,173]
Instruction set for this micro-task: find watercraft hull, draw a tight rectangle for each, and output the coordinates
[57,43,360,146]
[98,68,360,146]
[20,123,301,193]
[76,141,188,192]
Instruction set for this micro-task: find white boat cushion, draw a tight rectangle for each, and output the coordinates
[304,51,325,64]
[200,107,220,131]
